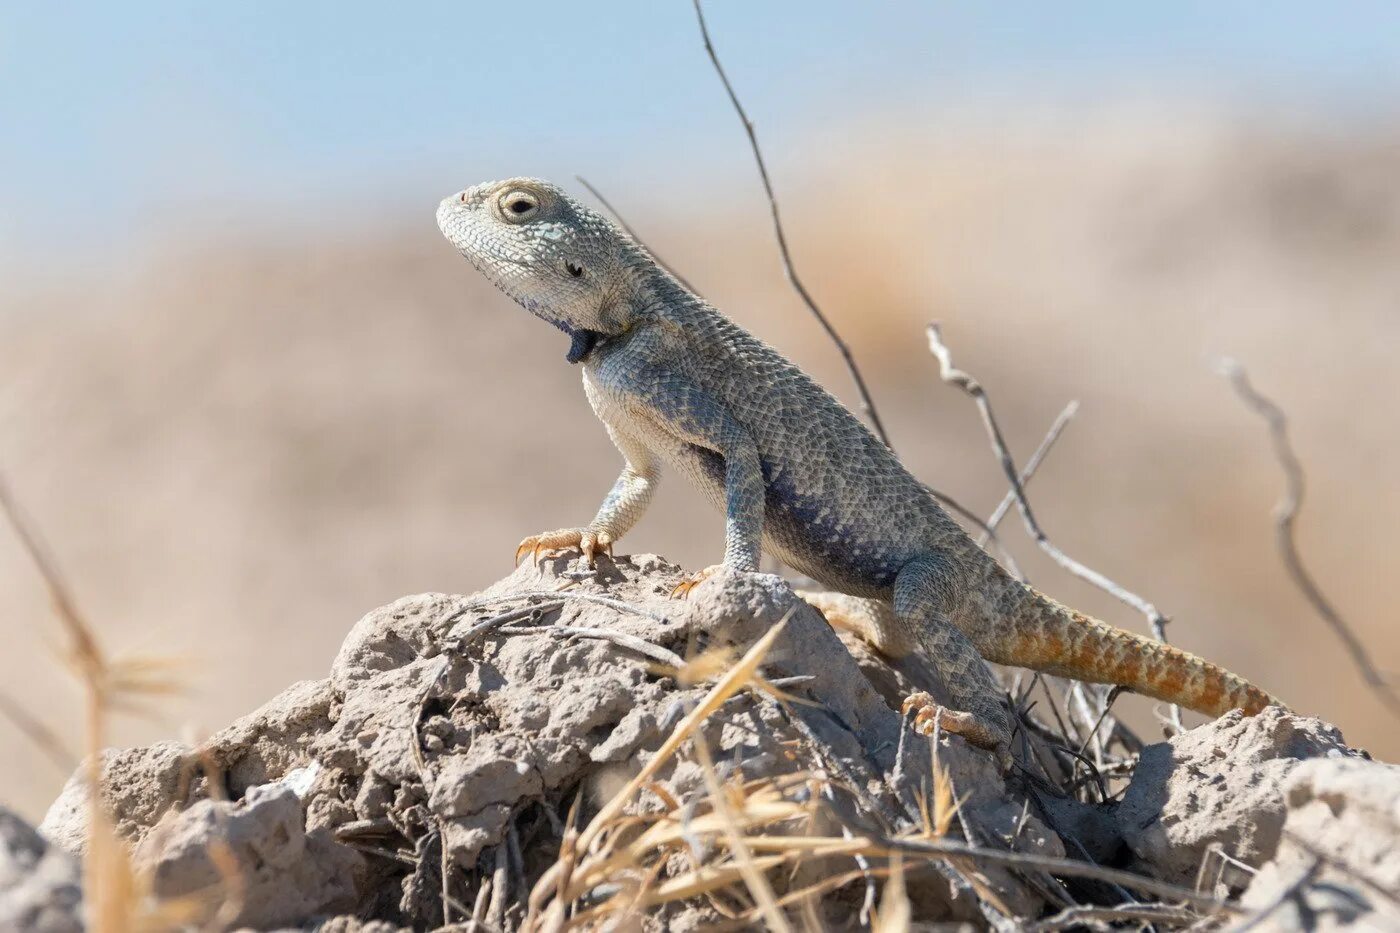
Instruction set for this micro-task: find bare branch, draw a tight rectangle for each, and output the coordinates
[1030,902,1201,931]
[690,0,890,448]
[925,324,1182,727]
[573,174,699,295]
[509,623,686,670]
[1218,358,1400,720]
[877,833,1238,914]
[927,324,1170,634]
[685,3,1023,562]
[978,400,1079,548]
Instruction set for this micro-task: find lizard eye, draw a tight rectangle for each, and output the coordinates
[498,189,540,222]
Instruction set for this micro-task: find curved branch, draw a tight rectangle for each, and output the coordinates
[1218,358,1400,720]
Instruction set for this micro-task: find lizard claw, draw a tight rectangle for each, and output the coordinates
[901,692,1000,750]
[514,528,613,568]
[670,565,723,600]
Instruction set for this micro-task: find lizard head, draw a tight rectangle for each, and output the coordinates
[437,177,637,364]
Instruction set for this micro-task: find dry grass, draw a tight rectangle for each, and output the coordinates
[0,474,240,931]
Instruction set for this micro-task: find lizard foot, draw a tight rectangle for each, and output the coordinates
[514,528,613,568]
[901,692,1001,750]
[670,565,723,600]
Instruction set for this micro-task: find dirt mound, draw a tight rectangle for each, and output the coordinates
[5,555,1395,929]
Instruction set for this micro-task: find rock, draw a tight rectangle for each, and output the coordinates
[1239,757,1400,930]
[1116,706,1364,888]
[135,782,362,929]
[204,678,335,797]
[40,740,194,856]
[0,807,82,933]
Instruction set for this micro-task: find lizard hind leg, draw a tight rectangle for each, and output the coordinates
[889,558,1014,752]
[796,591,900,644]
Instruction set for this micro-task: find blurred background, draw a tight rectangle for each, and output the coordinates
[3,2,1399,820]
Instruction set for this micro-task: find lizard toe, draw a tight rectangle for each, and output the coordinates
[515,528,590,567]
[903,692,1004,751]
[669,564,723,600]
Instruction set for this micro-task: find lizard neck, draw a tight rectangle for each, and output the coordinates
[619,239,706,319]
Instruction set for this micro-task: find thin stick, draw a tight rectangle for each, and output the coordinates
[574,174,698,295]
[978,401,1079,547]
[925,324,1184,729]
[446,589,671,632]
[690,0,890,448]
[880,835,1234,914]
[517,624,686,669]
[926,324,1170,637]
[454,601,562,647]
[1218,359,1400,720]
[1030,902,1201,931]
[728,830,1237,914]
[440,827,454,928]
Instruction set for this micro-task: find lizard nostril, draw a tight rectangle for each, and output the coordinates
[459,192,468,203]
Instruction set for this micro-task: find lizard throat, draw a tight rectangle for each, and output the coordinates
[565,328,605,364]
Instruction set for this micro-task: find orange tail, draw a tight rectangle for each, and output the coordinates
[984,586,1277,717]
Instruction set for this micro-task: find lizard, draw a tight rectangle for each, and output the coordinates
[435,176,1279,753]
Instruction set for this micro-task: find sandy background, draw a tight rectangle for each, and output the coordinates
[2,110,1398,819]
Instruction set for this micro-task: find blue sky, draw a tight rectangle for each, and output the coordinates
[3,2,1399,275]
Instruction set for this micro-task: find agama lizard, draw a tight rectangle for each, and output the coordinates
[436,177,1277,751]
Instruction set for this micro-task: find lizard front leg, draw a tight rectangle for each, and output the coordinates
[516,425,659,567]
[669,398,765,597]
[594,363,763,597]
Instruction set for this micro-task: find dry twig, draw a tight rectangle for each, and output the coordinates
[926,324,1168,635]
[1218,358,1400,720]
[1029,901,1200,931]
[978,401,1079,548]
[0,471,195,932]
[925,323,1183,730]
[690,0,889,447]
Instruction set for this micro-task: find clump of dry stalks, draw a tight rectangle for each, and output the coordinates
[0,478,242,932]
[521,621,963,932]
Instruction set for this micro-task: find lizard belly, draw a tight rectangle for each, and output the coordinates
[672,443,905,598]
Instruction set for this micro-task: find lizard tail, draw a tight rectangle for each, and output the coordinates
[980,583,1278,717]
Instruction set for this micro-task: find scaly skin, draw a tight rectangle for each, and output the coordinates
[436,177,1279,752]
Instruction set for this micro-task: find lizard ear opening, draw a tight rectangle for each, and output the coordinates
[566,261,584,278]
